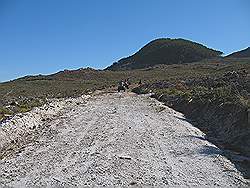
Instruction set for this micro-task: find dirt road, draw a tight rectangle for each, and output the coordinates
[0,92,247,186]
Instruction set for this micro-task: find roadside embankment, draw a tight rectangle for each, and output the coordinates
[132,70,250,177]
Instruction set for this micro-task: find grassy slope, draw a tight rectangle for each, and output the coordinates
[1,58,249,119]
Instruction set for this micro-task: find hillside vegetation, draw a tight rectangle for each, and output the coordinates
[1,58,249,123]
[106,38,222,70]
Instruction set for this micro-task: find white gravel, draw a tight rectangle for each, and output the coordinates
[0,92,248,187]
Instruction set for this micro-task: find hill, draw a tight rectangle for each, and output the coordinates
[226,47,250,58]
[106,38,222,70]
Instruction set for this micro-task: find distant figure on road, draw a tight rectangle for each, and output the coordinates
[118,80,126,92]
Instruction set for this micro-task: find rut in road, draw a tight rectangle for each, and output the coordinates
[0,92,247,186]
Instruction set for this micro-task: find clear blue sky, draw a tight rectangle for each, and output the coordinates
[0,0,249,82]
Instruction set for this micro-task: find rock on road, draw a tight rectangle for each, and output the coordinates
[0,92,248,186]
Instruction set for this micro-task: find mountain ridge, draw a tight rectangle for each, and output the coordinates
[106,38,223,70]
[226,47,250,58]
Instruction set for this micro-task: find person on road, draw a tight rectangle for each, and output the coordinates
[118,80,126,92]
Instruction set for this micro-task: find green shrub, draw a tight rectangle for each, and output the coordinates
[0,107,12,115]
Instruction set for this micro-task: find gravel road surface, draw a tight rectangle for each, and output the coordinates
[0,92,247,186]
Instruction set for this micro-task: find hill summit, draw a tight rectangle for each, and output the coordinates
[226,47,250,58]
[106,38,222,70]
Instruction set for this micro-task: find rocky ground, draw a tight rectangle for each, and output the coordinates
[0,92,248,187]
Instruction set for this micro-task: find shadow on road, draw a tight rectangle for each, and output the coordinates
[186,129,250,180]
